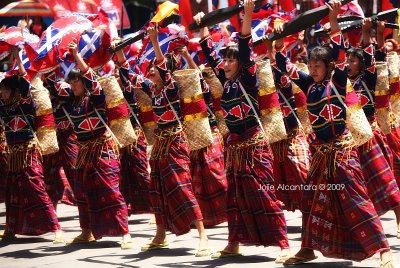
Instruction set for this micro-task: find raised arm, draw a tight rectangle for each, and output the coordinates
[241,0,254,37]
[148,26,165,64]
[10,47,26,77]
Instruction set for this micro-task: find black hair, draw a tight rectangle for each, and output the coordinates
[346,47,365,72]
[308,46,332,69]
[0,76,19,94]
[66,68,84,83]
[221,45,239,60]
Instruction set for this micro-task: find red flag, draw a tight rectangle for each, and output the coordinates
[179,0,194,37]
[280,0,295,12]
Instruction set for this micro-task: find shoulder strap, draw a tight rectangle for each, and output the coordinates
[92,107,122,148]
[330,82,348,108]
[237,82,267,138]
[163,91,183,129]
[360,80,374,103]
[18,106,40,144]
[276,90,303,129]
[125,100,143,130]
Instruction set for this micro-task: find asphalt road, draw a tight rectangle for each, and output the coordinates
[0,203,399,267]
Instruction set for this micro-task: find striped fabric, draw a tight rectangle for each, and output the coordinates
[225,131,289,248]
[386,126,400,185]
[42,153,75,206]
[120,129,152,214]
[358,127,400,216]
[270,130,310,211]
[74,135,129,239]
[0,0,53,17]
[149,131,203,236]
[6,145,60,235]
[301,130,389,261]
[190,131,228,227]
[0,130,8,203]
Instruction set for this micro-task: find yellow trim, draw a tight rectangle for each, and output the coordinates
[375,90,390,97]
[258,86,276,96]
[109,116,130,127]
[143,121,157,127]
[390,77,399,84]
[36,108,53,117]
[107,98,125,109]
[182,93,204,104]
[293,85,302,94]
[260,107,281,116]
[140,105,153,112]
[184,112,208,121]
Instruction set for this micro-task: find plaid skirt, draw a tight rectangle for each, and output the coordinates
[302,130,389,261]
[358,126,400,215]
[0,135,8,203]
[43,128,78,206]
[150,127,202,236]
[190,130,227,227]
[6,140,60,235]
[120,128,152,214]
[386,126,400,185]
[270,130,310,211]
[225,130,289,248]
[74,133,129,239]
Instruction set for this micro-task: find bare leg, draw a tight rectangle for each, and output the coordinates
[283,248,317,265]
[380,249,394,268]
[151,225,167,244]
[394,207,400,238]
[193,220,209,251]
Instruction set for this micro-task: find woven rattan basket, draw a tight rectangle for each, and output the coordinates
[375,62,392,134]
[202,67,230,136]
[98,76,137,147]
[31,76,59,155]
[347,103,373,145]
[173,69,213,151]
[257,60,287,143]
[134,87,156,145]
[292,63,313,134]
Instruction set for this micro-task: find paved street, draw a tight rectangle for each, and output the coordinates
[0,203,399,267]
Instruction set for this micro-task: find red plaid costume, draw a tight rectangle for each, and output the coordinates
[74,134,129,239]
[190,130,227,227]
[270,130,310,211]
[226,130,289,248]
[6,141,60,235]
[358,124,400,215]
[387,126,400,185]
[0,128,8,203]
[302,131,389,261]
[120,128,152,214]
[150,129,203,236]
[42,129,77,207]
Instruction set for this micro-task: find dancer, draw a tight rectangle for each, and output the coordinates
[274,2,394,266]
[196,0,290,262]
[0,47,62,243]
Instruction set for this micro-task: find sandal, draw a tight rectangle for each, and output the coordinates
[0,230,16,240]
[67,235,96,245]
[53,232,65,244]
[283,255,318,265]
[121,240,134,250]
[380,257,395,268]
[141,241,169,251]
[275,253,291,263]
[211,249,243,259]
[195,248,212,257]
